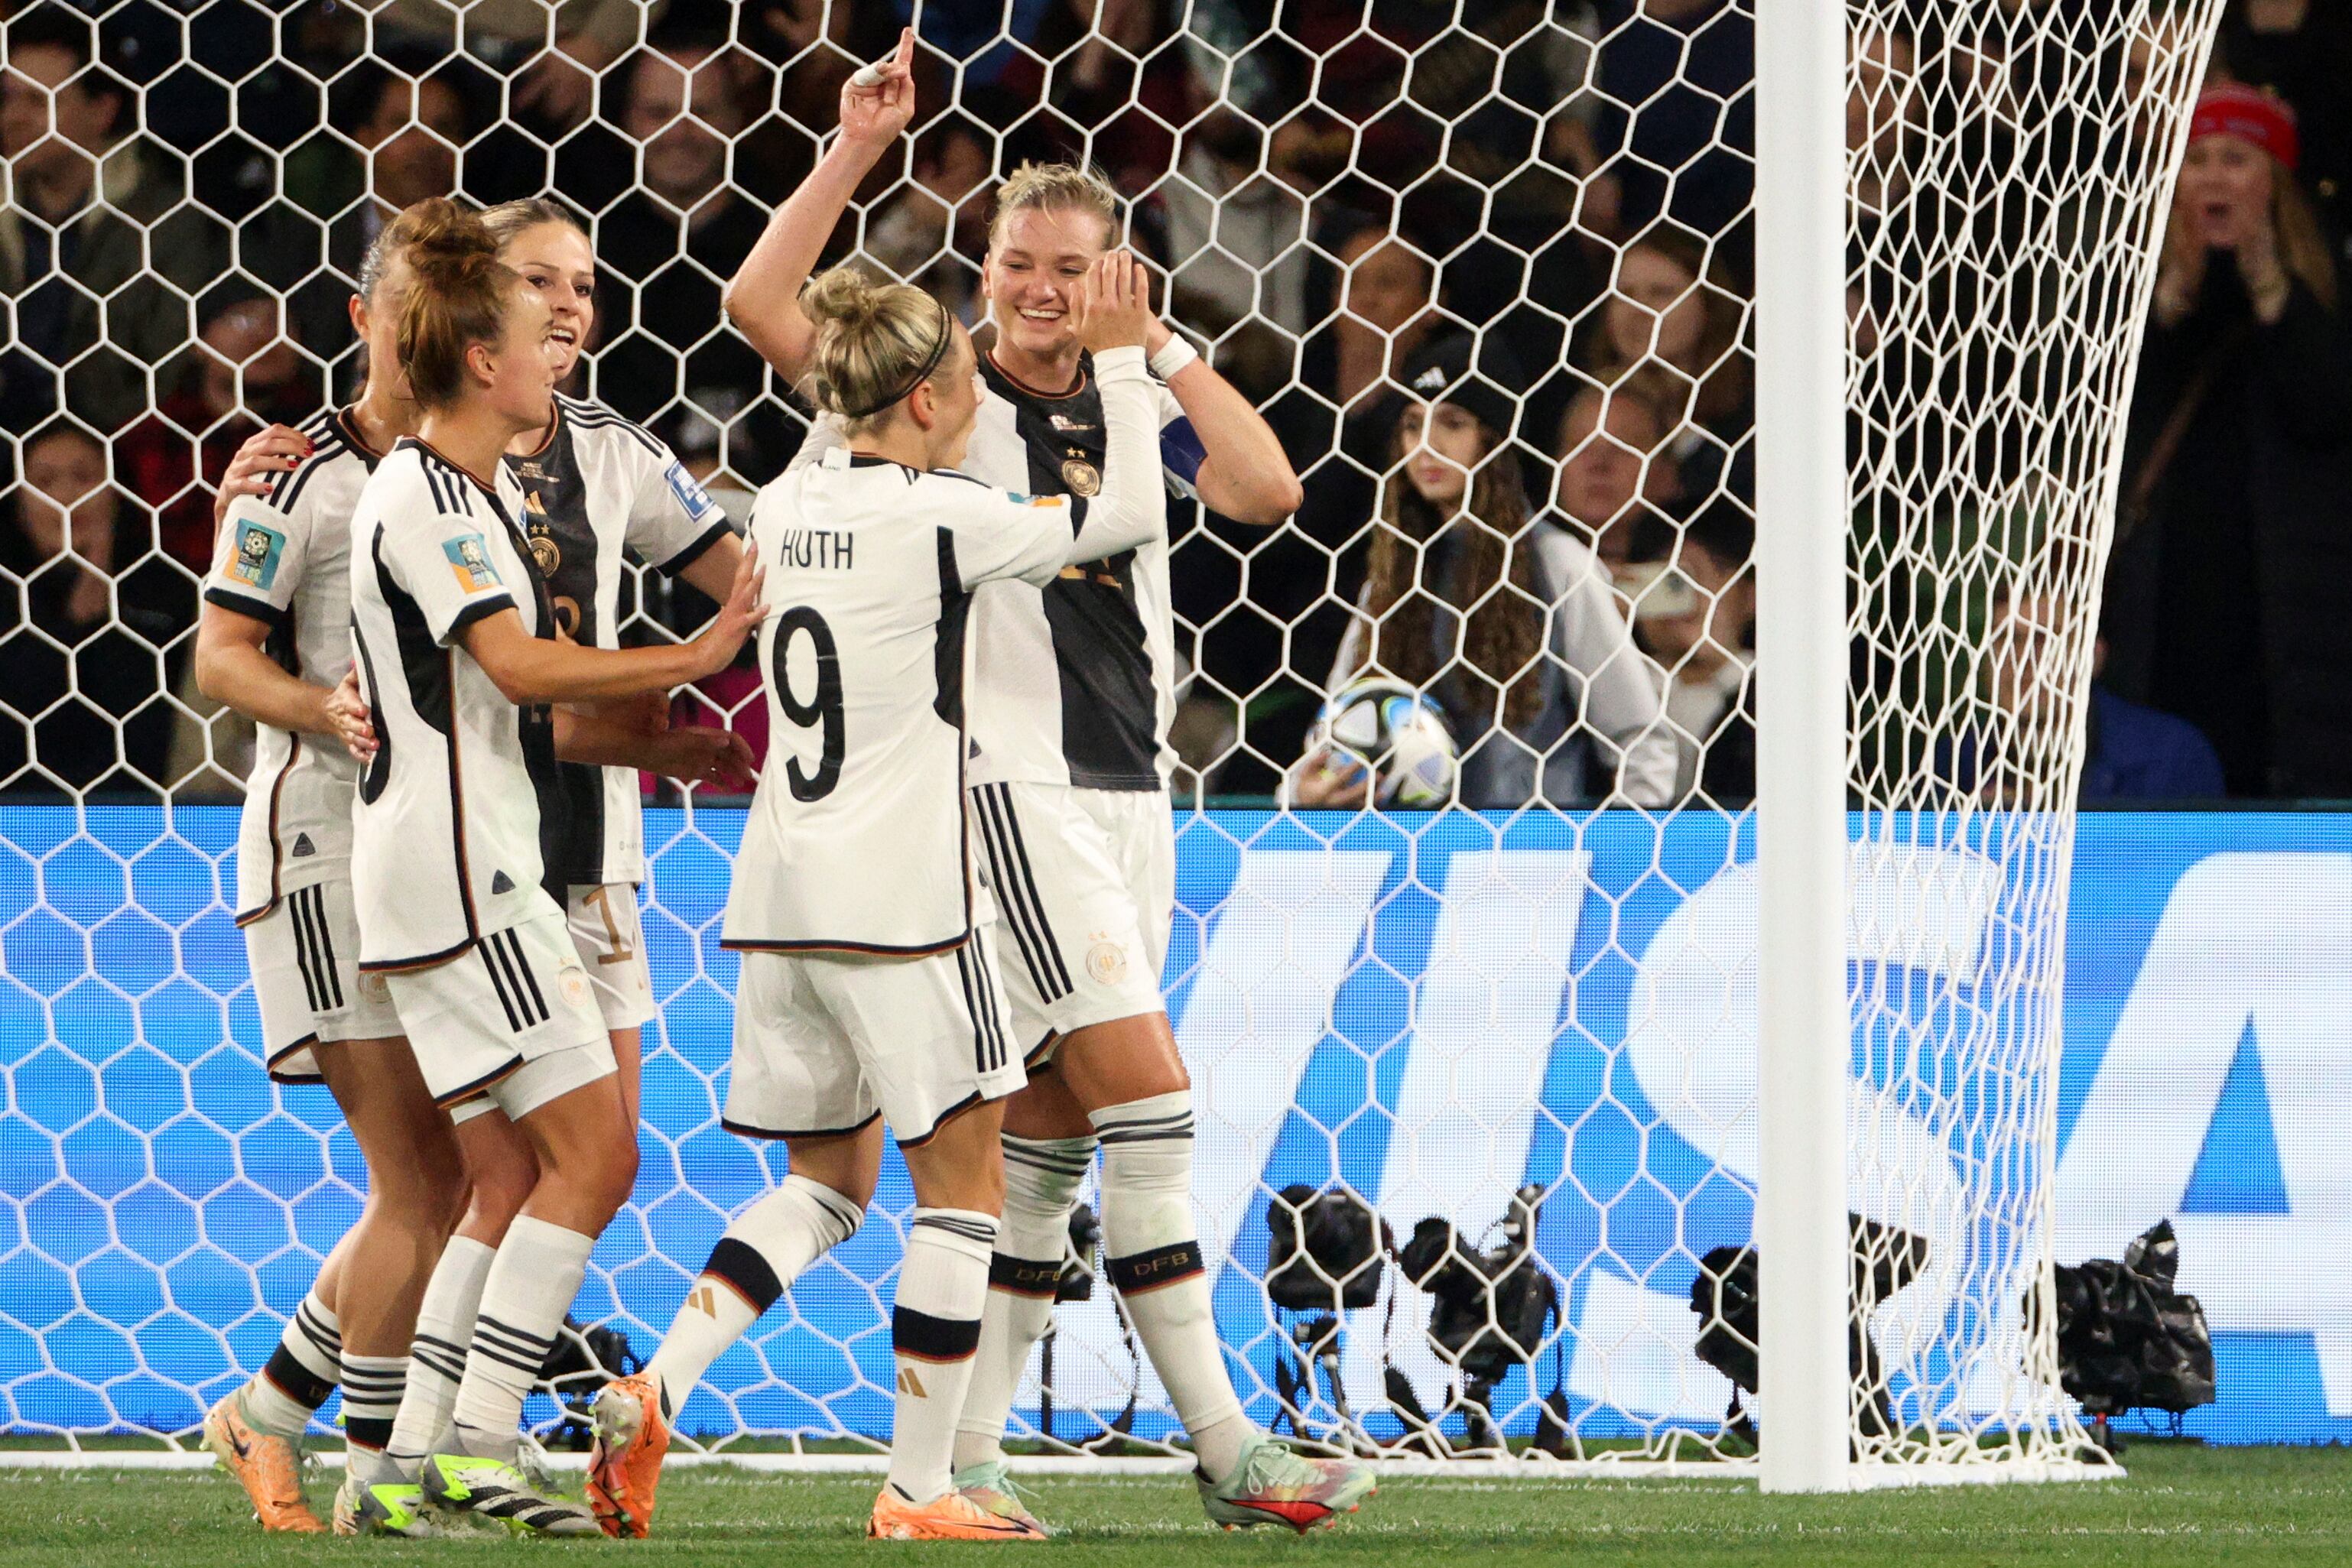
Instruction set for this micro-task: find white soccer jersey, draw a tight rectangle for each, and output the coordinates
[203,406,382,924]
[960,354,1198,791]
[347,438,564,970]
[799,355,1202,792]
[723,347,1169,954]
[506,392,733,888]
[720,452,1089,955]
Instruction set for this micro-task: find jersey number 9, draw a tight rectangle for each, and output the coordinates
[772,606,845,802]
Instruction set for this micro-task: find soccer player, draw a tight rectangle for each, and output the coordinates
[343,204,765,1534]
[215,200,755,1518]
[713,31,1376,1534]
[191,200,466,1536]
[589,254,1171,1541]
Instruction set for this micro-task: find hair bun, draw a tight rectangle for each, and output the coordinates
[798,266,957,427]
[397,197,499,274]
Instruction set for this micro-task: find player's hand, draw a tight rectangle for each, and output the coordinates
[1072,251,1152,355]
[324,662,377,764]
[691,539,768,677]
[213,424,312,528]
[653,725,759,792]
[1290,746,1373,809]
[840,27,914,151]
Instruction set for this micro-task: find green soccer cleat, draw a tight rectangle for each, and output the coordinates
[418,1449,599,1537]
[332,1469,444,1538]
[953,1459,1054,1536]
[1196,1434,1377,1534]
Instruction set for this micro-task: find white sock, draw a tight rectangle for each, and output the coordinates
[244,1288,340,1438]
[886,1209,996,1505]
[388,1236,495,1463]
[953,1135,1093,1472]
[647,1174,863,1418]
[450,1216,594,1461]
[1093,1092,1250,1482]
[339,1352,408,1456]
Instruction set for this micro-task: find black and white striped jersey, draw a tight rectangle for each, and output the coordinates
[347,439,565,971]
[202,406,382,924]
[505,392,733,889]
[956,352,1197,792]
[724,346,1172,954]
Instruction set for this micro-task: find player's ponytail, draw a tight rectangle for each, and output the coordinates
[393,200,527,411]
[800,266,957,433]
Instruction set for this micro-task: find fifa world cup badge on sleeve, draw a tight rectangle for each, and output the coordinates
[444,534,502,591]
[229,521,285,590]
[664,460,719,522]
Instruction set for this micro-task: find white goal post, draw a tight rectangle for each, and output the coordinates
[1757,0,2223,1490]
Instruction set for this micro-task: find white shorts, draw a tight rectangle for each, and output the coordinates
[966,781,1173,1063]
[382,907,612,1119]
[244,880,404,1083]
[725,924,1025,1147]
[565,881,655,1031]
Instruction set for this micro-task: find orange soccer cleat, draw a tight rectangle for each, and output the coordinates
[587,1372,672,1538]
[867,1483,1051,1541]
[202,1388,326,1534]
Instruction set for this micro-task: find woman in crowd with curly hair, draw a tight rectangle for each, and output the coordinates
[1294,332,1675,809]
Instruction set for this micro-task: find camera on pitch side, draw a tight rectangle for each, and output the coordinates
[1394,1183,1561,1452]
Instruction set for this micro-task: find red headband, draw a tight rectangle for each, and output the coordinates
[2191,84,2299,170]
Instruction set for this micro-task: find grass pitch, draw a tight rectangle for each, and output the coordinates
[5,1444,2349,1566]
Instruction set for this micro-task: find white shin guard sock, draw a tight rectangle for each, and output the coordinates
[1093,1092,1249,1481]
[449,1216,594,1462]
[887,1209,997,1505]
[953,1135,1094,1472]
[647,1174,864,1417]
[388,1237,495,1465]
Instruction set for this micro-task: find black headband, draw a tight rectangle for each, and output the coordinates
[842,297,955,420]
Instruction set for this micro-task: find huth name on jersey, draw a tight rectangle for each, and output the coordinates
[775,527,858,571]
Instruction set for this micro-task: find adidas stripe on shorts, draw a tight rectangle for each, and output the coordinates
[967,781,1173,1063]
[382,906,613,1119]
[245,879,403,1083]
[725,923,1026,1147]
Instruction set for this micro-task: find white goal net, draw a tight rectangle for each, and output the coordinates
[0,0,2219,1477]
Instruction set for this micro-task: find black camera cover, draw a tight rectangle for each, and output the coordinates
[1688,1215,1930,1440]
[1402,1216,1558,1383]
[1265,1184,1388,1310]
[2032,1218,2215,1417]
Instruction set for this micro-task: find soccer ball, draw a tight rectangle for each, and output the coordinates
[1311,677,1459,807]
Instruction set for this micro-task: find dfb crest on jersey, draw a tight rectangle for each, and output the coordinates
[528,521,561,576]
[1061,456,1102,496]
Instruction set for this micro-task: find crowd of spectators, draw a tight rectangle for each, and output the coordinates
[2,0,2347,807]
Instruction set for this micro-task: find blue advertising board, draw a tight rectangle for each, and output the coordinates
[0,807,2344,1446]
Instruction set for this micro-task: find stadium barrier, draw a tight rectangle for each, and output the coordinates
[2,806,2343,1447]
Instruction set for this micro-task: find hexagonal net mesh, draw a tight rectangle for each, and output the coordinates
[0,0,2217,1474]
